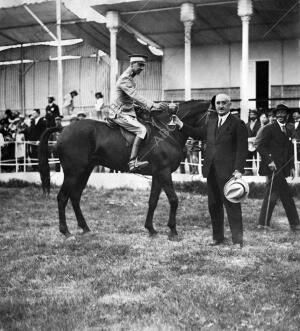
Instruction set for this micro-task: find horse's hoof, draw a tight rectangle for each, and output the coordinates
[149,230,158,237]
[66,235,76,241]
[81,228,91,235]
[168,231,180,242]
[60,231,72,238]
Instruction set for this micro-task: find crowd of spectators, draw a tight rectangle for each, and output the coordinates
[0,106,53,172]
[0,89,109,173]
[0,93,81,172]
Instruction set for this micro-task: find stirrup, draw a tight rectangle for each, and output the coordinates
[128,158,149,172]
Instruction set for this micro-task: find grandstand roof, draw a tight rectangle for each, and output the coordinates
[0,0,158,60]
[0,0,299,60]
[92,0,300,47]
[0,1,76,43]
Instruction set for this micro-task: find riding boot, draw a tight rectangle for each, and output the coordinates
[128,136,149,172]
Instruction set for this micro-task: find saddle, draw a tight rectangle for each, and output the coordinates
[104,104,168,146]
[105,116,152,147]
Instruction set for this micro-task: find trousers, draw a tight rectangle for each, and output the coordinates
[207,165,243,244]
[258,172,300,227]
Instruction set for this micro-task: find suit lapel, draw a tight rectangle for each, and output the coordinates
[216,114,232,139]
[211,117,218,139]
[274,121,286,138]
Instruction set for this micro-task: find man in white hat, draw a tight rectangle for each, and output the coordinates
[172,93,248,247]
[110,54,167,172]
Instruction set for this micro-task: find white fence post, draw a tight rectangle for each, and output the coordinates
[24,141,27,173]
[293,139,299,178]
[199,150,203,177]
[15,140,18,172]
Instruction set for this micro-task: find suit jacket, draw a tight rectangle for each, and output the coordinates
[256,121,294,177]
[29,117,47,141]
[181,114,248,179]
[110,66,154,117]
[246,120,261,137]
[45,103,60,128]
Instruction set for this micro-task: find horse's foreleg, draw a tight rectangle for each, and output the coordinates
[57,187,71,237]
[145,175,161,236]
[157,169,178,239]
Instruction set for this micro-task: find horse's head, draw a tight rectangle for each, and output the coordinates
[176,100,210,127]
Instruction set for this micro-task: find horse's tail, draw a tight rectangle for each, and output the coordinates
[38,127,60,194]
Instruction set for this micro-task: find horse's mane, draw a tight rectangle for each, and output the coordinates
[176,100,209,120]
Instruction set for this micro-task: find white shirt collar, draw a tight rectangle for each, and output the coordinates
[277,120,285,127]
[218,111,230,124]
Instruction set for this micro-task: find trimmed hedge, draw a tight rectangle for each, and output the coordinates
[1,179,300,199]
[0,179,40,188]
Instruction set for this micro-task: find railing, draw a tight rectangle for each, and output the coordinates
[0,140,60,173]
[177,139,300,178]
[0,139,299,177]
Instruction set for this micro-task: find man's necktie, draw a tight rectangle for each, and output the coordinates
[281,125,287,135]
[218,118,222,129]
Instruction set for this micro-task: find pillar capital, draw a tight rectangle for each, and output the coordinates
[237,0,253,18]
[180,3,195,23]
[183,20,193,30]
[106,11,120,30]
[241,15,251,23]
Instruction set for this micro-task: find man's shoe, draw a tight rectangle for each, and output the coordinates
[128,158,149,172]
[232,242,243,249]
[291,225,300,232]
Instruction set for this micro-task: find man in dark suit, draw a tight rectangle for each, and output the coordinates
[28,108,47,171]
[173,93,248,247]
[45,96,60,128]
[256,104,300,230]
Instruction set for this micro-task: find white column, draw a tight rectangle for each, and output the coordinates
[238,0,253,122]
[106,11,120,104]
[56,0,63,114]
[180,3,195,101]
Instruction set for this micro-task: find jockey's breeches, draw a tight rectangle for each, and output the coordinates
[113,113,147,139]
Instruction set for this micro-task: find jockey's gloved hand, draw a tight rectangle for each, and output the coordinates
[152,102,169,112]
[172,115,183,129]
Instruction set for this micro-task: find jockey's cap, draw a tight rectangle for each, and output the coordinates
[129,54,148,63]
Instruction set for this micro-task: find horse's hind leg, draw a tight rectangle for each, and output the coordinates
[69,168,93,233]
[57,184,71,237]
[145,175,161,236]
[157,169,178,239]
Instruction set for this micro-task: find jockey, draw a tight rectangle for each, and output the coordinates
[110,54,167,172]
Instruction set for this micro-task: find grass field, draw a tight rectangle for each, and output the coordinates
[0,185,300,330]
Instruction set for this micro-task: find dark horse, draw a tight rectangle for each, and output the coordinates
[39,101,209,239]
